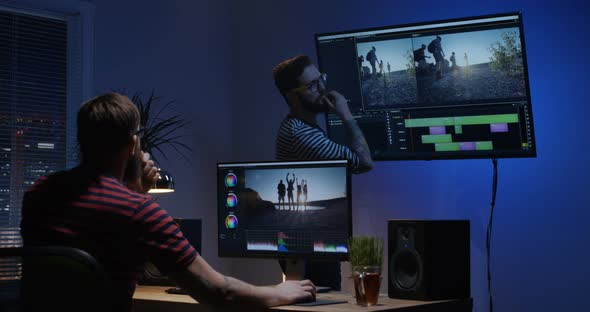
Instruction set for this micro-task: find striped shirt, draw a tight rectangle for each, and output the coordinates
[21,167,197,310]
[276,116,360,170]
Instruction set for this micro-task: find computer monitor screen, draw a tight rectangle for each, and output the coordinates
[217,160,351,260]
[316,12,536,160]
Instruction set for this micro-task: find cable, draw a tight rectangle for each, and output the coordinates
[486,158,498,312]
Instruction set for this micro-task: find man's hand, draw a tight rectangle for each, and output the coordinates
[127,152,160,194]
[139,152,159,193]
[321,90,373,173]
[271,280,316,306]
[322,90,353,121]
[170,256,317,308]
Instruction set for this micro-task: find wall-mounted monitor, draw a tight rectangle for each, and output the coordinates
[217,160,351,260]
[316,12,536,160]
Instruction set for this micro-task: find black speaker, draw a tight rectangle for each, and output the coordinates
[388,219,470,301]
[139,218,202,285]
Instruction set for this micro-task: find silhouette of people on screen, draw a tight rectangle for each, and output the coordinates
[387,62,391,74]
[413,44,431,73]
[277,179,286,210]
[414,44,427,63]
[286,173,295,211]
[303,179,308,209]
[366,46,378,76]
[464,52,470,77]
[429,35,445,79]
[450,52,457,71]
[379,60,384,76]
[296,177,302,210]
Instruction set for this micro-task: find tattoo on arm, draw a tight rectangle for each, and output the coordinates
[221,275,235,301]
[198,276,230,304]
[343,118,373,172]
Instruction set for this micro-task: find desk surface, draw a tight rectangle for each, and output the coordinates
[134,286,472,312]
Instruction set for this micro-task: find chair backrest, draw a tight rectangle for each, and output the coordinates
[0,246,115,312]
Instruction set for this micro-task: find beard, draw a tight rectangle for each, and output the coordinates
[299,92,330,114]
[123,144,143,183]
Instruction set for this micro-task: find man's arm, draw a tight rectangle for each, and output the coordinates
[168,255,316,308]
[324,91,373,173]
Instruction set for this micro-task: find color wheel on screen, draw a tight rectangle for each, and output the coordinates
[226,193,238,208]
[225,173,237,188]
[225,214,238,229]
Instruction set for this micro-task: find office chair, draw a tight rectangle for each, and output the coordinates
[0,246,115,312]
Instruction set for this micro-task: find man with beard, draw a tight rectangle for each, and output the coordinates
[273,55,373,291]
[274,55,373,174]
[21,93,316,311]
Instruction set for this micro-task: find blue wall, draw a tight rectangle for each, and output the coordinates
[228,0,590,311]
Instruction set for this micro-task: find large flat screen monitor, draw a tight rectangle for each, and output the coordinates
[217,160,351,260]
[316,12,536,160]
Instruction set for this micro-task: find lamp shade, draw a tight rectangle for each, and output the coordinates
[148,169,175,194]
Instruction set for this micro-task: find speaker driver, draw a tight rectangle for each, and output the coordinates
[391,249,422,290]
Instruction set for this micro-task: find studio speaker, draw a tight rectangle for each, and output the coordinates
[388,219,470,300]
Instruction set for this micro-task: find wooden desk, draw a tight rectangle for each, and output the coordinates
[134,286,472,312]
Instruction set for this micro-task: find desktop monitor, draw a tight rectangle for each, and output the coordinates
[217,160,351,261]
[316,12,536,161]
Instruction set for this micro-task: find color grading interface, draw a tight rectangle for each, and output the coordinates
[217,160,351,259]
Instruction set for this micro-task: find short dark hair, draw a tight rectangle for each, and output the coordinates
[272,55,312,97]
[77,92,140,165]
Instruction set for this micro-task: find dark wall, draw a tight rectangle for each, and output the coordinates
[91,0,234,272]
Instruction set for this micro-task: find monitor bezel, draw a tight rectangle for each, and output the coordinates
[216,159,352,261]
[315,12,537,161]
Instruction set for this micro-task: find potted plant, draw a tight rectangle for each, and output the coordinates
[348,236,384,306]
[128,90,192,192]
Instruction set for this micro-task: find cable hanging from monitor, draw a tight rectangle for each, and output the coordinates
[487,158,498,312]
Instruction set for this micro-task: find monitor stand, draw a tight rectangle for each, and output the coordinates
[281,259,332,293]
[282,259,305,281]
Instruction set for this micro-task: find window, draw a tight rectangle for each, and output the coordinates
[0,3,92,298]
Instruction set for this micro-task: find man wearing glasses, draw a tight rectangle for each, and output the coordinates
[274,55,373,174]
[273,55,373,291]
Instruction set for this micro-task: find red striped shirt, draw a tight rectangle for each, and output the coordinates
[21,168,198,310]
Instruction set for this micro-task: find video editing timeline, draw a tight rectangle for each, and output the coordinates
[217,160,351,259]
[327,102,533,158]
[317,13,537,160]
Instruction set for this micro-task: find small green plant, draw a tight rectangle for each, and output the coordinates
[348,236,384,268]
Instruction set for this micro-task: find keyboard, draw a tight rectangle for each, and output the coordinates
[166,286,348,306]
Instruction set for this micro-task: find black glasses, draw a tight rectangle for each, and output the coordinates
[291,73,327,94]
